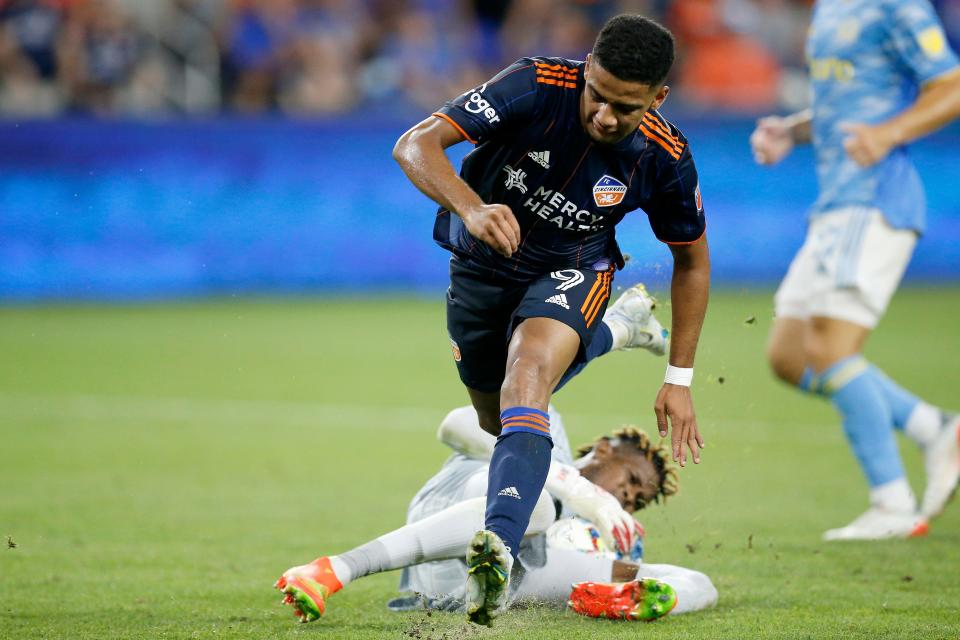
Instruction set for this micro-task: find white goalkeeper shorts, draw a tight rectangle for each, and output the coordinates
[774,207,917,329]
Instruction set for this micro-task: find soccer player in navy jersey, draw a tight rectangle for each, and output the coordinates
[391,15,710,625]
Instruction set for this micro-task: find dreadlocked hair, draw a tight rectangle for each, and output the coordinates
[575,426,679,509]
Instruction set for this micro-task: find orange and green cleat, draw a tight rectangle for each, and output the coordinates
[274,557,343,623]
[568,578,678,622]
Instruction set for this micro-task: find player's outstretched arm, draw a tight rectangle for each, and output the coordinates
[655,237,710,467]
[841,68,960,167]
[393,117,520,257]
[749,109,812,165]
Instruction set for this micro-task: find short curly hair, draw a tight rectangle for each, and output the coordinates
[576,426,679,510]
[592,14,675,86]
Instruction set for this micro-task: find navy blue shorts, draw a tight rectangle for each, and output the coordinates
[446,256,615,393]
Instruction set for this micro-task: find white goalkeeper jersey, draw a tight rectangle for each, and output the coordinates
[398,407,572,597]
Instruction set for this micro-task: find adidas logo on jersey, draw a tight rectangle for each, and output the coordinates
[528,150,551,169]
[497,486,522,499]
[545,294,569,309]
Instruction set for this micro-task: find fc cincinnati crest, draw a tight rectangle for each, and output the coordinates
[592,175,627,207]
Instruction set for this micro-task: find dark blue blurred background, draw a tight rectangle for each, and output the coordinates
[2,117,957,301]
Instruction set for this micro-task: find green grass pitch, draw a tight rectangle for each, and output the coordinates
[1,288,958,639]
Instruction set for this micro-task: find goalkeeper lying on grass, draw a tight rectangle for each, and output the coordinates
[275,406,717,624]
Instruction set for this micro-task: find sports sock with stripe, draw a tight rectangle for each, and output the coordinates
[799,361,941,447]
[484,407,553,558]
[817,356,912,507]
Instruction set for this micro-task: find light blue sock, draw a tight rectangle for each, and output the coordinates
[868,365,921,431]
[799,363,921,431]
[819,356,904,488]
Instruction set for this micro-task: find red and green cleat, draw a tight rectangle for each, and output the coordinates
[568,578,678,622]
[274,556,343,623]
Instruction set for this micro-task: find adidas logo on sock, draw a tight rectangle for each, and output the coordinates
[545,294,569,309]
[497,486,522,499]
[527,150,551,169]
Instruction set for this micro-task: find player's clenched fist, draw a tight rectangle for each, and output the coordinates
[840,122,896,168]
[750,116,795,165]
[460,203,521,257]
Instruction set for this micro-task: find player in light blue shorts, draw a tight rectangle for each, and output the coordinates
[751,0,960,540]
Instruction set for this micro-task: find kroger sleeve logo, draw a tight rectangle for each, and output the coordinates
[463,83,501,124]
[592,175,627,207]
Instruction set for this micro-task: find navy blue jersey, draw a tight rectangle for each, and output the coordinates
[433,56,706,281]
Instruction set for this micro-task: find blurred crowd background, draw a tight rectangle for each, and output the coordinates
[5,0,959,119]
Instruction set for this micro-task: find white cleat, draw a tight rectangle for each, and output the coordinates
[603,283,669,356]
[465,530,513,627]
[822,506,928,541]
[920,413,960,520]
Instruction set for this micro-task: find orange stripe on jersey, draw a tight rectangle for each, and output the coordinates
[432,112,477,144]
[535,61,578,73]
[640,125,682,160]
[535,68,577,81]
[536,71,578,83]
[642,113,678,140]
[642,117,685,154]
[580,273,604,314]
[641,116,684,151]
[536,77,577,89]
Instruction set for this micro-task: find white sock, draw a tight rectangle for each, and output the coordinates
[336,496,485,584]
[328,555,354,585]
[604,317,629,350]
[904,402,942,447]
[869,477,917,512]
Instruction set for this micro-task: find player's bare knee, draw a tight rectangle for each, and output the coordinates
[766,338,803,384]
[802,332,835,373]
[767,348,800,384]
[501,354,552,409]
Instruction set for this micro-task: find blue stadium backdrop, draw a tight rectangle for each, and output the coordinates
[1,118,957,301]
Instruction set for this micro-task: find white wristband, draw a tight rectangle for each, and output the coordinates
[664,364,694,387]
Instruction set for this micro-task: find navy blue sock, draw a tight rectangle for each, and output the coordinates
[554,322,613,392]
[484,406,553,558]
